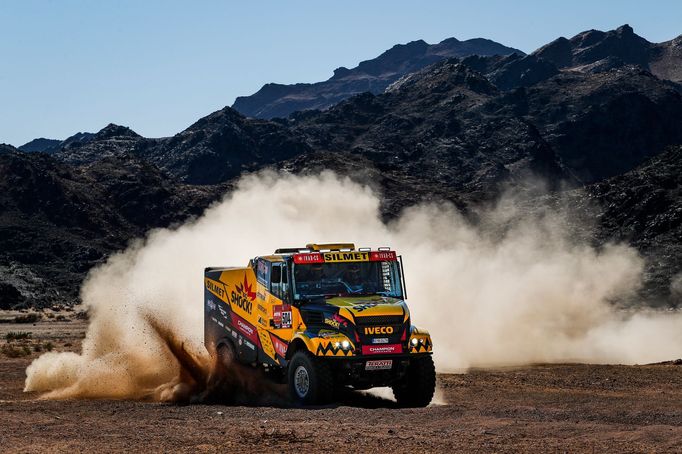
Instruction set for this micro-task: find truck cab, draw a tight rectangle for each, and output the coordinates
[204,243,435,406]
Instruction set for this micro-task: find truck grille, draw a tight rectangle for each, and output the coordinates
[354,315,404,326]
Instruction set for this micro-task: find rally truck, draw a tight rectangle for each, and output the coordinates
[204,243,435,406]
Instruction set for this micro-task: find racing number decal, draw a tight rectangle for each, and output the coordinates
[281,310,292,329]
[273,304,292,329]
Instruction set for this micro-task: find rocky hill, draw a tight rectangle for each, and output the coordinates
[289,61,682,189]
[0,147,221,308]
[18,138,61,153]
[18,132,95,154]
[534,24,682,83]
[136,108,311,184]
[232,37,523,119]
[232,25,682,121]
[586,145,682,303]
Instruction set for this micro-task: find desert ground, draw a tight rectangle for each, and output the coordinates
[1,314,681,453]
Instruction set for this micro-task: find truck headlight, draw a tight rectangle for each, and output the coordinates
[411,338,419,346]
[334,340,351,350]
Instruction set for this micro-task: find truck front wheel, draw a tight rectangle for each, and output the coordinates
[287,351,334,405]
[392,355,436,407]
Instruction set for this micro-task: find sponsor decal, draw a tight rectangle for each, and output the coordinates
[272,304,292,329]
[365,359,393,370]
[231,275,256,314]
[361,344,402,355]
[369,251,397,262]
[230,312,258,343]
[364,326,394,335]
[281,310,292,329]
[205,278,227,301]
[352,302,378,312]
[257,292,267,301]
[323,251,369,263]
[324,318,340,329]
[257,304,267,314]
[256,259,270,285]
[270,334,288,358]
[293,250,397,264]
[257,260,269,275]
[206,299,216,311]
[325,313,347,329]
[244,340,255,350]
[237,319,254,336]
[293,253,324,264]
[372,337,389,344]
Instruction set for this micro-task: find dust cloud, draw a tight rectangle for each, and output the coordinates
[24,171,682,399]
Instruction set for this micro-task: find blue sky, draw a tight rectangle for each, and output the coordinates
[1,0,680,146]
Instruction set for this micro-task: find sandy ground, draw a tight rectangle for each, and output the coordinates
[1,318,681,453]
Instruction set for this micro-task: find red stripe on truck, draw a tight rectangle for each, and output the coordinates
[361,344,402,355]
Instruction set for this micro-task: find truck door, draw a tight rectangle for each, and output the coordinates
[253,259,293,364]
[269,263,292,330]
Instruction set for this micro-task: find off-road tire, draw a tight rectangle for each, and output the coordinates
[392,355,436,407]
[287,351,334,405]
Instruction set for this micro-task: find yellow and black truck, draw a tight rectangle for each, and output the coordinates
[204,243,435,406]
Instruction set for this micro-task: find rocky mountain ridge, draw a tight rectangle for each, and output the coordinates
[232,36,523,119]
[17,132,95,154]
[534,24,682,83]
[232,25,682,121]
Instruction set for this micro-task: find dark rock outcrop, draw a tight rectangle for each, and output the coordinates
[485,54,559,90]
[55,124,149,165]
[485,66,682,182]
[534,24,682,83]
[138,107,311,184]
[586,146,682,304]
[287,61,564,206]
[18,138,62,153]
[17,132,95,155]
[290,61,682,193]
[0,150,222,307]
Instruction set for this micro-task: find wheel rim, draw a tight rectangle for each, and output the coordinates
[293,365,310,398]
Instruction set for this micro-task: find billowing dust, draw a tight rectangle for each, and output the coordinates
[24,171,682,401]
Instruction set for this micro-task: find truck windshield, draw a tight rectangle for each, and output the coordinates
[292,261,403,300]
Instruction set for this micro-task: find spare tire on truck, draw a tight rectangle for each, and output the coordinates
[392,355,436,407]
[287,351,334,405]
